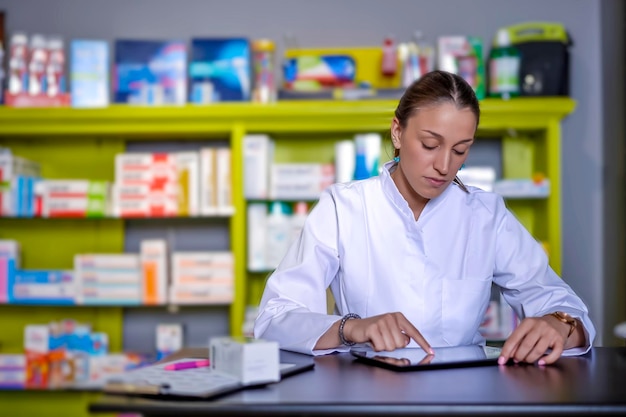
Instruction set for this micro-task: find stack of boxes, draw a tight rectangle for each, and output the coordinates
[243,134,335,201]
[0,148,41,217]
[40,180,110,218]
[0,354,25,389]
[74,253,143,305]
[0,146,233,218]
[9,269,75,305]
[24,320,109,389]
[1,238,233,307]
[111,149,232,217]
[169,251,234,305]
[21,319,150,389]
[0,239,76,305]
[0,240,19,303]
[113,152,180,217]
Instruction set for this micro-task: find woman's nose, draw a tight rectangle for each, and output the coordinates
[434,152,450,175]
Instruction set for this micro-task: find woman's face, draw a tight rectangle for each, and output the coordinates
[391,102,476,202]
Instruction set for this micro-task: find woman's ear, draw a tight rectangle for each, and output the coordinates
[391,118,402,149]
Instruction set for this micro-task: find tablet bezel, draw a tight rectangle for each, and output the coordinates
[350,345,503,372]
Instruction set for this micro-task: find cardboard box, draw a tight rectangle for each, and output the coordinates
[189,38,251,103]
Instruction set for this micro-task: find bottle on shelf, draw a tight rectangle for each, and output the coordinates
[27,34,48,96]
[8,32,28,95]
[251,39,276,103]
[266,201,291,269]
[353,133,382,180]
[414,30,435,77]
[334,140,356,183]
[381,35,398,77]
[488,28,521,100]
[45,36,66,97]
[290,201,309,244]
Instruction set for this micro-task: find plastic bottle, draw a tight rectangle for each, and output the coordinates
[353,133,382,180]
[28,34,48,96]
[251,39,276,103]
[353,135,370,180]
[8,32,28,95]
[414,31,435,76]
[488,29,520,100]
[290,201,309,243]
[400,41,420,88]
[46,36,66,97]
[334,140,356,183]
[266,201,291,269]
[0,40,4,102]
[381,36,397,77]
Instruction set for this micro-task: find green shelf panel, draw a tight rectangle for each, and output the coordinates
[0,218,124,269]
[502,136,537,179]
[0,136,124,181]
[0,390,114,417]
[505,200,549,242]
[245,271,272,307]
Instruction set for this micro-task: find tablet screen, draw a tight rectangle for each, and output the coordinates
[350,345,503,371]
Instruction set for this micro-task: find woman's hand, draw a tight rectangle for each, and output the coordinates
[499,314,578,366]
[344,312,433,354]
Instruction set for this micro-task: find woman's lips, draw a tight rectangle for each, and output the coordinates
[425,177,446,187]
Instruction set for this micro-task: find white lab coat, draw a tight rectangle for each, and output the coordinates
[254,161,596,356]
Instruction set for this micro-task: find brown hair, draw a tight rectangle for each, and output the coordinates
[393,70,480,192]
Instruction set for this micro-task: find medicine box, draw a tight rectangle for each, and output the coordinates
[71,40,109,108]
[189,38,251,103]
[8,269,75,305]
[114,40,187,105]
[243,134,274,199]
[209,336,280,385]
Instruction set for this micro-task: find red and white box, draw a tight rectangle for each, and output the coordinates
[115,153,177,186]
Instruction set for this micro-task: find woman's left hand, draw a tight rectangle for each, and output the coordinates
[498,314,571,366]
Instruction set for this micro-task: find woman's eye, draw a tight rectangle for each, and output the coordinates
[453,149,467,155]
[422,143,436,150]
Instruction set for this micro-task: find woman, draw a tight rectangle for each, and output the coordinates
[254,70,595,366]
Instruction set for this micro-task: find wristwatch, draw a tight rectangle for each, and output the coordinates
[550,311,577,338]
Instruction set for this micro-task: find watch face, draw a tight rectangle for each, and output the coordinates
[551,311,577,337]
[554,311,575,324]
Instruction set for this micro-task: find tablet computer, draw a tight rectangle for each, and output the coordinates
[351,345,503,372]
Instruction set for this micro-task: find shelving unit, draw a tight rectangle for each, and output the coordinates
[0,97,574,416]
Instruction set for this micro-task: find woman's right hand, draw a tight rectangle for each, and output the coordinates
[344,312,433,354]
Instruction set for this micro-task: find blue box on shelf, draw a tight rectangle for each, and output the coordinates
[189,38,251,103]
[114,39,187,105]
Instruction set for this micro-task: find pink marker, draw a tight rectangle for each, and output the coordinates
[164,359,210,371]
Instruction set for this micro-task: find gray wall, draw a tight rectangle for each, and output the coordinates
[0,0,623,347]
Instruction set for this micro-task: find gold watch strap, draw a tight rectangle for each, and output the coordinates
[550,311,577,338]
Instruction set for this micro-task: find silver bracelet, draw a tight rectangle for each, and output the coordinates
[339,313,361,346]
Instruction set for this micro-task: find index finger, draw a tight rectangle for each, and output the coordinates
[399,317,434,354]
[498,327,525,365]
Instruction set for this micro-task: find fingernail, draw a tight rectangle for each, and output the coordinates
[537,360,546,366]
[429,348,435,355]
[498,356,506,365]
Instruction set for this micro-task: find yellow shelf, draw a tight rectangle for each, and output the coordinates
[0,97,574,135]
[0,96,575,339]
